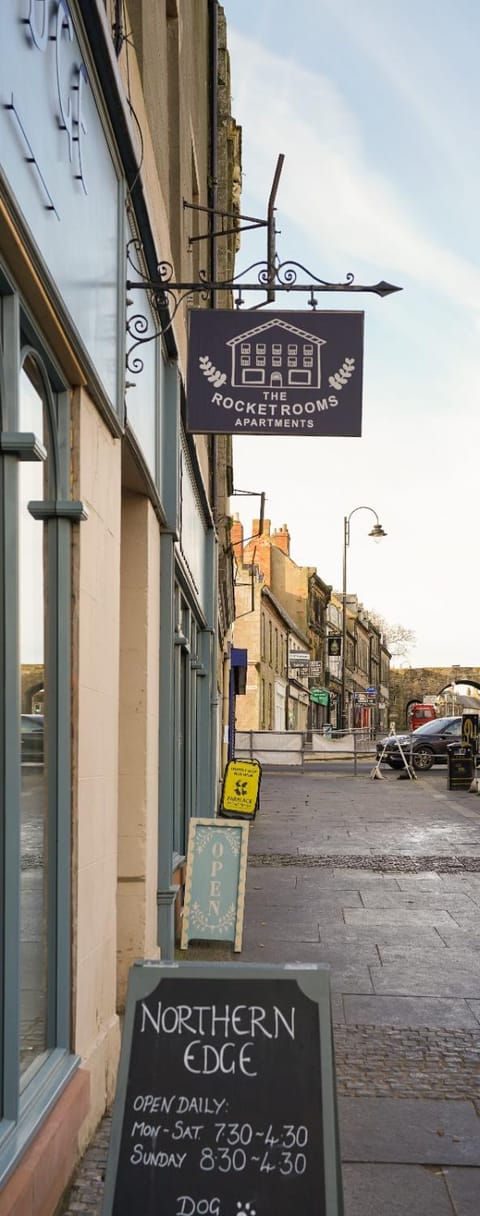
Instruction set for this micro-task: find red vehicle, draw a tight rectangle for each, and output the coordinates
[407,703,436,732]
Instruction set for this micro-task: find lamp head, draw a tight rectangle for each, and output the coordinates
[368,523,387,542]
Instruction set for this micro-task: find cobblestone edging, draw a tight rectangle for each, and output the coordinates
[60,1116,111,1216]
[333,1024,480,1113]
[249,853,480,872]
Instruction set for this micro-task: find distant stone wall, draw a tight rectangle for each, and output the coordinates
[21,665,44,714]
[390,667,480,728]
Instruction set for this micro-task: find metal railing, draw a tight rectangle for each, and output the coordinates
[235,728,377,771]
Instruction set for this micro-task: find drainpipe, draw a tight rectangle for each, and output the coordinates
[208,0,220,811]
[285,631,290,730]
[156,362,181,959]
[208,0,218,509]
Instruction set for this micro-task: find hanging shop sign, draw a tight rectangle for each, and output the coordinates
[180,819,249,952]
[327,637,342,657]
[310,688,329,706]
[186,309,364,436]
[101,961,344,1216]
[289,651,310,668]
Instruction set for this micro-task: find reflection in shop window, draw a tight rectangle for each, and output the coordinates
[19,356,48,1078]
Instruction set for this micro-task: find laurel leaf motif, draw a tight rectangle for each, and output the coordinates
[328,356,356,392]
[199,353,227,388]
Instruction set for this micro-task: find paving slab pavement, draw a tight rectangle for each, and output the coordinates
[339,1096,479,1164]
[341,1163,474,1216]
[62,766,480,1216]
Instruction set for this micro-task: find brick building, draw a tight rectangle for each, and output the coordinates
[231,516,330,731]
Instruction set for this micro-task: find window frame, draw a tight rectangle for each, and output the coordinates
[0,285,79,1187]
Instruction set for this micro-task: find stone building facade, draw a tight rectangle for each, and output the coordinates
[0,4,240,1212]
[233,570,310,732]
[231,516,392,734]
[389,667,480,730]
[231,516,331,730]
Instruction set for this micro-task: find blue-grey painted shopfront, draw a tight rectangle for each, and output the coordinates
[0,0,219,1191]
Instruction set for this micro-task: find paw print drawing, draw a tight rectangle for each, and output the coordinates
[236,1204,256,1216]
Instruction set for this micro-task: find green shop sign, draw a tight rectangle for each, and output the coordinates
[310,688,329,706]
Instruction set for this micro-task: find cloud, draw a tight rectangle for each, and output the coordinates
[316,0,475,178]
[228,30,480,312]
[226,17,480,666]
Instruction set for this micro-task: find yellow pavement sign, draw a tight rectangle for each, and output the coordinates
[219,758,262,820]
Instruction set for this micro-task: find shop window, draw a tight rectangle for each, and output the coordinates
[19,356,49,1076]
[0,294,76,1179]
[173,591,190,859]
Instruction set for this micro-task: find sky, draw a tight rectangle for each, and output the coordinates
[222,0,480,669]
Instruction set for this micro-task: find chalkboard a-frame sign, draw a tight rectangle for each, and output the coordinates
[101,961,344,1216]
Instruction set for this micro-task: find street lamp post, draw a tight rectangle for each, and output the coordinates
[341,506,387,731]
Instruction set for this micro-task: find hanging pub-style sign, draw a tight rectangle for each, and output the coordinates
[186,309,364,436]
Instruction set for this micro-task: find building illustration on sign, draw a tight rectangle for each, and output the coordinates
[226,318,326,390]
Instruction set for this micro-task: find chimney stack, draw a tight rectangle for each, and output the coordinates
[252,518,271,538]
[272,523,290,556]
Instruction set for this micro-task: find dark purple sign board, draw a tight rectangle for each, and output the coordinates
[186,309,364,436]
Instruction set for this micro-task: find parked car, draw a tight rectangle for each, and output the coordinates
[376,715,471,771]
[21,714,44,763]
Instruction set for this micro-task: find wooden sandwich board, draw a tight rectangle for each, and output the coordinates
[180,818,249,952]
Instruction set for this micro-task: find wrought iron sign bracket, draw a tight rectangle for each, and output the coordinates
[231,489,266,545]
[125,153,402,375]
[183,199,268,246]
